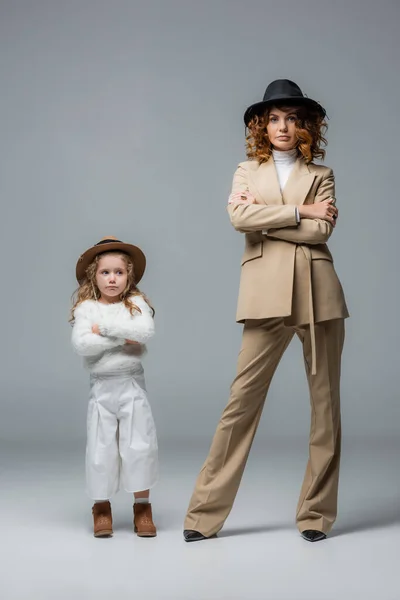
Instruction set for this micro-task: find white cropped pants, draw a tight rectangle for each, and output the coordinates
[85,369,159,500]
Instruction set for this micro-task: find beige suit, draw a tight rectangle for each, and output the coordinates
[184,157,349,536]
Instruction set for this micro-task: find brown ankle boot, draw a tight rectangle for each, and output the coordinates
[92,501,113,537]
[133,502,157,537]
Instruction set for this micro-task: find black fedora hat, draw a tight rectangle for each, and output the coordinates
[244,79,326,126]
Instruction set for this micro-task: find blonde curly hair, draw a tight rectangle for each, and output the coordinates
[70,251,154,323]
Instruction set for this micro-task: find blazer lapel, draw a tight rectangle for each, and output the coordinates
[249,159,282,206]
[249,156,315,206]
[283,158,315,205]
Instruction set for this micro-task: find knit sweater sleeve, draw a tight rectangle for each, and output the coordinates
[71,301,125,356]
[97,297,155,344]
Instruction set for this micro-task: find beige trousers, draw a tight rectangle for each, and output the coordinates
[184,317,345,537]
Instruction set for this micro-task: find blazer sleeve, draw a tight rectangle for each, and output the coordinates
[97,297,155,344]
[227,163,299,232]
[266,169,335,245]
[71,302,124,356]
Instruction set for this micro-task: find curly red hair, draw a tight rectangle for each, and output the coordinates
[245,104,327,164]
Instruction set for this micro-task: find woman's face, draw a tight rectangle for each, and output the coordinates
[266,106,299,151]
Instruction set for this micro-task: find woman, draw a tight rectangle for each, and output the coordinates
[184,79,349,543]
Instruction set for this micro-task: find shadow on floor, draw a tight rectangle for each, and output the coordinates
[331,503,400,538]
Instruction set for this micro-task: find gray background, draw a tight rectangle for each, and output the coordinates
[1,2,399,599]
[1,0,399,446]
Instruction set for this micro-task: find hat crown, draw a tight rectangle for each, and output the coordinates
[96,236,123,246]
[263,79,304,102]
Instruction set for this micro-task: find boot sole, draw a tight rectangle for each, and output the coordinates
[134,527,157,537]
[94,530,113,537]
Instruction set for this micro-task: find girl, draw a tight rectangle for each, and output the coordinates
[184,79,348,543]
[71,236,158,538]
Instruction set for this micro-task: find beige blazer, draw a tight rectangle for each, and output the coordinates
[227,157,349,373]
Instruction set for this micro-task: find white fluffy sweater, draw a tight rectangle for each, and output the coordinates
[71,295,154,375]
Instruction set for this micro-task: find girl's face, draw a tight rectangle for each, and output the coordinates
[266,106,299,151]
[96,254,128,302]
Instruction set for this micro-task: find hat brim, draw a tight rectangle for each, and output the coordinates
[244,96,326,126]
[76,242,146,284]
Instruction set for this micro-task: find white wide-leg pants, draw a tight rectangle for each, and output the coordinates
[85,369,159,500]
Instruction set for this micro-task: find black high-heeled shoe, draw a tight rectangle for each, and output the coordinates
[301,529,327,542]
[183,529,208,542]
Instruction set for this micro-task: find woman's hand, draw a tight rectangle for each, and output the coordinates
[92,324,100,335]
[228,191,257,205]
[299,198,338,226]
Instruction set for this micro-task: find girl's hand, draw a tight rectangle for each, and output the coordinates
[228,191,257,205]
[299,198,338,226]
[125,340,144,356]
[92,324,100,335]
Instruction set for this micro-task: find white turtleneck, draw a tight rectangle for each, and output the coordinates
[272,148,297,191]
[262,149,300,235]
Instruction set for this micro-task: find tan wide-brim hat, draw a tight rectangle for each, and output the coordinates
[76,236,146,284]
